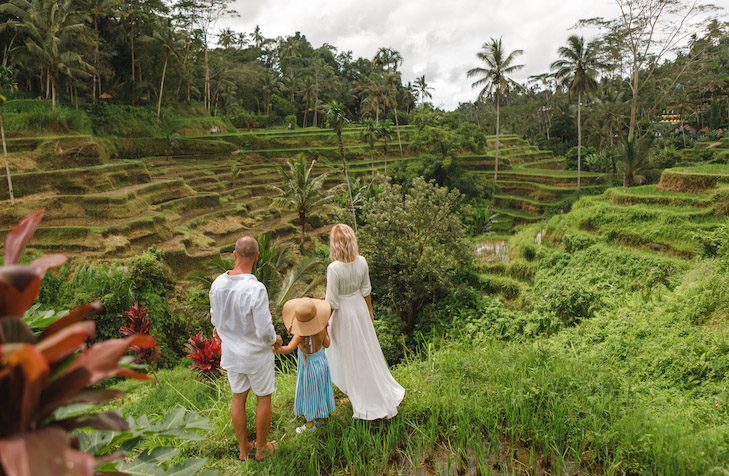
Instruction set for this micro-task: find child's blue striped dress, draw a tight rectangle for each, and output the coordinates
[294,345,335,421]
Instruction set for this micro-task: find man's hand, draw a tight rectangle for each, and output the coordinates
[273,334,283,349]
[213,328,221,345]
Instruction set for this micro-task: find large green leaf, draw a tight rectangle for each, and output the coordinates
[114,447,210,476]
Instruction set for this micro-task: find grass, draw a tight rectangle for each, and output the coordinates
[107,318,729,476]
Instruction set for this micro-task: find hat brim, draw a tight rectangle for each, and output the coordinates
[282,298,331,336]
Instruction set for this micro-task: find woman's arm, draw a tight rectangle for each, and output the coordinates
[321,327,330,348]
[273,335,301,354]
[364,294,374,324]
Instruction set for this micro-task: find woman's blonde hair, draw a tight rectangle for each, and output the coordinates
[329,224,358,262]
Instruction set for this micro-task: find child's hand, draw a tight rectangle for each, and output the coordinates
[272,345,280,354]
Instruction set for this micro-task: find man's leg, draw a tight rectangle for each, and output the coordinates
[232,391,254,460]
[254,393,272,458]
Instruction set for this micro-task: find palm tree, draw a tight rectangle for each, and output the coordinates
[87,0,120,103]
[217,28,236,48]
[325,100,357,228]
[551,35,600,199]
[1,0,90,110]
[358,74,389,124]
[269,155,331,243]
[414,75,433,105]
[0,65,16,206]
[467,37,524,181]
[620,136,653,187]
[149,19,183,121]
[361,118,379,175]
[373,47,402,73]
[252,25,265,49]
[384,70,404,156]
[378,119,394,158]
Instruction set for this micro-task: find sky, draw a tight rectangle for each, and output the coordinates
[216,0,705,111]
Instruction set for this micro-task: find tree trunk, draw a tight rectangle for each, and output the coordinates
[313,91,318,127]
[375,100,379,125]
[51,72,56,111]
[370,146,374,177]
[494,94,500,181]
[628,68,638,140]
[338,131,357,231]
[0,108,14,206]
[204,44,210,112]
[130,0,135,84]
[157,52,168,122]
[577,91,582,200]
[393,105,403,157]
[93,13,99,103]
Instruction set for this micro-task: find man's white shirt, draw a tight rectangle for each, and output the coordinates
[210,272,277,374]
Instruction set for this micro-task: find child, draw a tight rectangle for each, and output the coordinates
[274,297,336,433]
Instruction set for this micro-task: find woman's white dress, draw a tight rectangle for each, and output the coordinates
[325,255,405,420]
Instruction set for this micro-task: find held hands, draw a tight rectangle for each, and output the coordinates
[271,334,283,353]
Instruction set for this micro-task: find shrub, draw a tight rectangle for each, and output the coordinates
[373,314,406,365]
[119,302,160,366]
[0,212,156,475]
[184,332,222,378]
[360,178,475,333]
[537,277,601,326]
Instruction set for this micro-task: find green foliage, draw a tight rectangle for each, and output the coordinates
[373,313,406,364]
[37,248,182,367]
[83,408,215,476]
[360,178,475,332]
[6,106,94,134]
[0,212,157,476]
[565,145,597,170]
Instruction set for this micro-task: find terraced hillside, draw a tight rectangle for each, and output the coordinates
[0,126,584,271]
[467,134,607,232]
[476,163,729,303]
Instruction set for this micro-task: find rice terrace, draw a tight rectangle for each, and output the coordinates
[1,0,729,475]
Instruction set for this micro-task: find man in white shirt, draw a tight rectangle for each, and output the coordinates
[210,236,282,461]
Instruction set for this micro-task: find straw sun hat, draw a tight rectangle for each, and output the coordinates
[282,298,331,336]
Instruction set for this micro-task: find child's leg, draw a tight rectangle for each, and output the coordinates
[231,391,254,460]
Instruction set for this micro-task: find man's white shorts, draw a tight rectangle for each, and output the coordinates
[226,363,275,396]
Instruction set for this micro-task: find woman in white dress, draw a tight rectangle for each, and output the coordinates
[325,224,405,420]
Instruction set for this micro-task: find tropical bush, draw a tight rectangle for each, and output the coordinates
[184,332,221,378]
[360,178,475,333]
[0,212,157,475]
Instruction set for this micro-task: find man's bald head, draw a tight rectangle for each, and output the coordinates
[234,236,259,261]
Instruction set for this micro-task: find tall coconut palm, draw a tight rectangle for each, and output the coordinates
[551,35,600,199]
[87,0,120,103]
[384,70,403,156]
[0,65,16,206]
[269,155,331,243]
[358,74,389,124]
[414,75,433,105]
[217,28,236,48]
[325,100,357,228]
[467,37,524,182]
[1,0,89,110]
[149,19,184,121]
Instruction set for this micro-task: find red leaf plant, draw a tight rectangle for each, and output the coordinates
[119,302,160,366]
[184,332,221,378]
[0,212,158,476]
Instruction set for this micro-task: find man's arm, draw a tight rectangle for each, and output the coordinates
[252,286,278,347]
